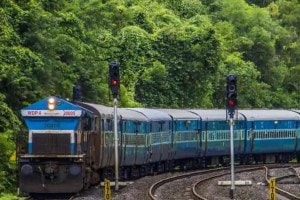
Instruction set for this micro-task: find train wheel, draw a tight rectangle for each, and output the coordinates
[218,156,224,166]
[165,160,171,171]
[131,167,140,179]
[121,168,130,180]
[158,162,165,173]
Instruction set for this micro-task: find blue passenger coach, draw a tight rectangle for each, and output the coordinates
[189,110,246,165]
[159,109,200,164]
[77,102,115,175]
[240,109,300,163]
[118,108,149,178]
[128,108,172,172]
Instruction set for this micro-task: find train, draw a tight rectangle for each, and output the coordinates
[17,96,300,194]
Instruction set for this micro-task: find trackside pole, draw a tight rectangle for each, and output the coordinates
[229,116,235,199]
[113,98,119,191]
[226,74,237,199]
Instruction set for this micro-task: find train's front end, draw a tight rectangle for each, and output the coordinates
[18,96,91,194]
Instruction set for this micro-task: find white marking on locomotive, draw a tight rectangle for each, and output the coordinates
[21,110,82,117]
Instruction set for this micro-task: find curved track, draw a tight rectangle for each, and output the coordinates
[148,164,300,200]
[191,166,264,200]
[148,165,262,200]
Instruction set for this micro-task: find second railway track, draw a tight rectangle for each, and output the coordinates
[149,164,300,200]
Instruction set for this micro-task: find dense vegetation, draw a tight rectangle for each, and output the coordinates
[0,0,299,197]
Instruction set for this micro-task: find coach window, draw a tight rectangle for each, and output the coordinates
[150,122,154,132]
[289,130,293,138]
[136,121,141,133]
[287,121,295,129]
[256,131,260,139]
[212,122,215,129]
[92,117,99,131]
[106,119,113,131]
[82,117,91,131]
[185,120,191,129]
[278,130,281,138]
[159,121,163,132]
[282,131,286,138]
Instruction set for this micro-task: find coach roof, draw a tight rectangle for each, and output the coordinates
[118,108,149,121]
[189,109,244,121]
[239,109,300,121]
[127,108,172,121]
[79,102,114,118]
[159,109,200,120]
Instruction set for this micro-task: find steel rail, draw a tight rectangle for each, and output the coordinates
[148,164,300,200]
[192,166,263,200]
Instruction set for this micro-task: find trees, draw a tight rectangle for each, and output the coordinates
[0,1,298,113]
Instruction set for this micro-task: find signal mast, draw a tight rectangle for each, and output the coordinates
[226,74,237,199]
[109,61,120,191]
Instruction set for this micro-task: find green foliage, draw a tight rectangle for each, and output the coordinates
[165,0,207,19]
[135,61,170,107]
[0,133,17,195]
[117,25,155,103]
[0,193,21,200]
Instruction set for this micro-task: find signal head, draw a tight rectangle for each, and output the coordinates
[109,61,120,97]
[226,74,238,117]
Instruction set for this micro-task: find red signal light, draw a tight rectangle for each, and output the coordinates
[228,99,236,107]
[112,80,118,86]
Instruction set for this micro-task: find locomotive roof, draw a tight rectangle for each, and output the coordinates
[127,108,172,121]
[21,97,92,117]
[158,109,200,120]
[238,109,300,121]
[189,109,244,121]
[118,108,149,121]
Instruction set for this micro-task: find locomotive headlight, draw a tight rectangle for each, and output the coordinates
[47,97,57,110]
[69,165,81,176]
[21,164,33,176]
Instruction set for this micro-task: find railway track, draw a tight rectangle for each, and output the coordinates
[148,167,229,199]
[148,164,300,200]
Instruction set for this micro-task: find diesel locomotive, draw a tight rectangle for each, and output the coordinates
[17,96,300,194]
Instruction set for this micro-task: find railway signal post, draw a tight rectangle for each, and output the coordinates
[226,74,238,199]
[109,61,120,191]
